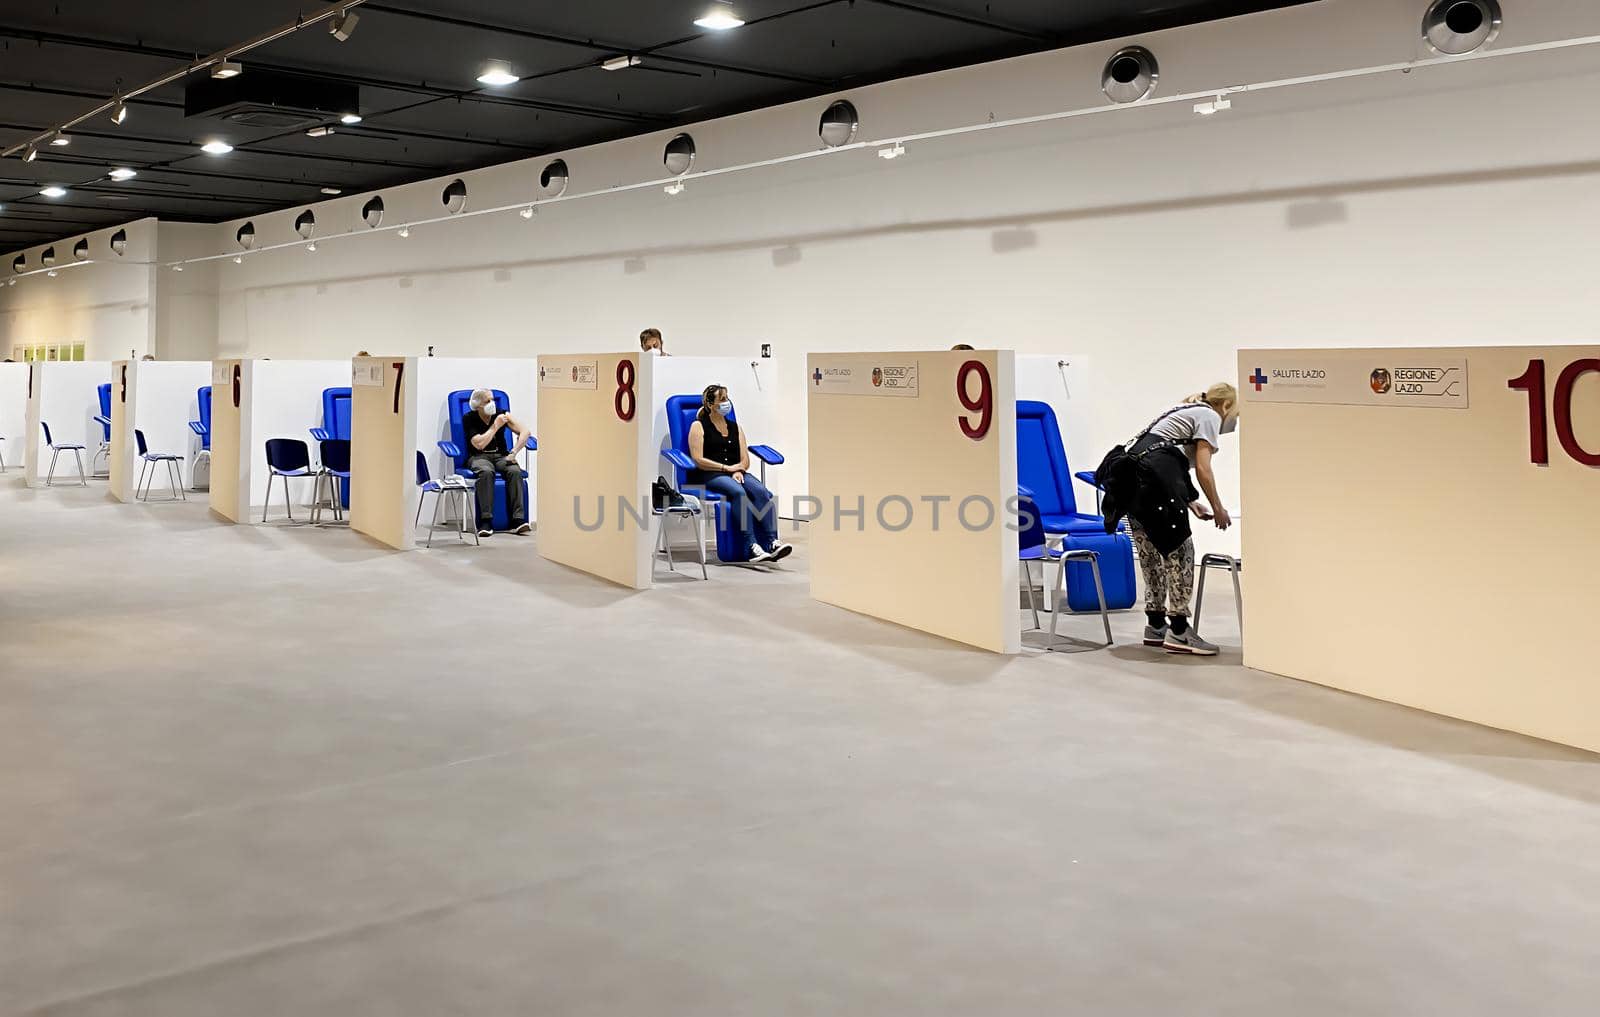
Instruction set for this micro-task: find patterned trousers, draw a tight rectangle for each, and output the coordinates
[1128,520,1195,618]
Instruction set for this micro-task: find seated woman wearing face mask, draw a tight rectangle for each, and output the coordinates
[687,383,792,564]
[1099,382,1238,656]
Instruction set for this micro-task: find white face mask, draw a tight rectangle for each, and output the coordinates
[479,400,496,415]
[717,400,733,416]
[645,347,662,357]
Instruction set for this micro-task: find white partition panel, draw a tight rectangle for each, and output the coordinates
[205,359,350,521]
[536,352,654,589]
[0,362,27,475]
[23,361,111,488]
[108,360,209,502]
[809,350,1019,653]
[1241,345,1600,753]
[650,356,782,499]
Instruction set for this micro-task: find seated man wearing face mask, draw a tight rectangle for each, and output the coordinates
[462,387,531,537]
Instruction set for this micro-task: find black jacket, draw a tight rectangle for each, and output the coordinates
[1097,434,1198,556]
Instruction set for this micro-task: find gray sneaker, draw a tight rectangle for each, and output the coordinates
[1143,625,1168,647]
[1163,629,1219,656]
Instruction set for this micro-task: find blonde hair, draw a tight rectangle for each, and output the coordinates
[1185,382,1238,415]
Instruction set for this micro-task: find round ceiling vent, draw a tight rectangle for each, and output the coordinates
[538,159,569,199]
[294,210,316,239]
[362,196,385,228]
[1102,46,1159,104]
[110,229,128,256]
[442,179,468,214]
[236,222,256,250]
[663,134,696,176]
[1422,0,1501,55]
[819,100,859,148]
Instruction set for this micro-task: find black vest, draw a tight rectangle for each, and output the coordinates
[689,410,740,483]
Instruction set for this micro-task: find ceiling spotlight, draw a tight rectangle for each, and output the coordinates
[47,270,58,278]
[476,62,520,87]
[201,140,234,155]
[172,264,184,272]
[109,168,138,181]
[663,181,686,196]
[520,204,535,219]
[307,126,335,138]
[877,142,906,160]
[329,9,360,42]
[233,256,243,264]
[340,113,363,125]
[111,99,129,125]
[212,60,243,79]
[306,242,318,252]
[1193,95,1232,116]
[23,145,38,162]
[320,186,343,195]
[601,55,643,71]
[694,2,745,30]
[398,226,410,238]
[39,186,67,198]
[49,135,71,147]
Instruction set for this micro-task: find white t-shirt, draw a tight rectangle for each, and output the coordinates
[1139,404,1222,462]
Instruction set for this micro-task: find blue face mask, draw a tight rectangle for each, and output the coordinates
[717,400,733,416]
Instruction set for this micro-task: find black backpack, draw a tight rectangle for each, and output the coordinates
[652,475,686,510]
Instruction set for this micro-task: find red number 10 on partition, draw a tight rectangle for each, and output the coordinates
[1507,358,1600,466]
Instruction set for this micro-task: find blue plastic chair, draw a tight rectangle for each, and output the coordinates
[662,394,784,563]
[93,382,113,476]
[310,387,353,509]
[40,420,88,486]
[134,428,185,501]
[438,389,534,532]
[1015,400,1114,536]
[414,450,479,548]
[262,438,316,522]
[1018,486,1111,649]
[312,439,352,523]
[189,385,212,451]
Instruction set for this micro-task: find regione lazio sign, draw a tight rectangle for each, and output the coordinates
[811,360,919,397]
[538,358,599,390]
[1243,352,1469,409]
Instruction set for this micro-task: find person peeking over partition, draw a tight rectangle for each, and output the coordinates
[463,387,532,538]
[687,383,792,564]
[639,328,670,356]
[1097,382,1238,657]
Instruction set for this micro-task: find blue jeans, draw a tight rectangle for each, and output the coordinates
[703,474,778,553]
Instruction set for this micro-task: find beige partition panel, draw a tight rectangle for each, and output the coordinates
[108,361,133,501]
[808,350,1019,653]
[1239,346,1600,752]
[536,352,654,590]
[208,360,246,522]
[350,357,415,550]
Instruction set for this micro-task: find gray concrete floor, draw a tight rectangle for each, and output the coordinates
[1,475,1598,1017]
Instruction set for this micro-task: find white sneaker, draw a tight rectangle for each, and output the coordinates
[767,542,794,562]
[748,544,775,564]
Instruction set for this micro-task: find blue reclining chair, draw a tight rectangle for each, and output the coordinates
[663,394,784,563]
[93,382,113,476]
[1016,400,1137,613]
[310,387,353,509]
[438,388,534,532]
[189,385,212,456]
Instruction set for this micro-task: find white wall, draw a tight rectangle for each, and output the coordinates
[23,362,111,486]
[154,224,221,361]
[11,0,1600,520]
[0,362,27,474]
[0,221,157,362]
[649,356,783,495]
[121,361,209,499]
[244,360,351,513]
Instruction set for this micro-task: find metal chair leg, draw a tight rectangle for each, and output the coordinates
[262,473,273,522]
[74,449,87,485]
[427,491,443,548]
[1024,559,1041,630]
[1231,562,1243,638]
[284,472,294,521]
[1194,563,1209,633]
[694,509,707,580]
[1088,556,1112,647]
[1050,552,1112,649]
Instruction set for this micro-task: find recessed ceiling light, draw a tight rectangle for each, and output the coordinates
[49,135,71,147]
[108,168,138,181]
[340,113,363,125]
[212,60,243,79]
[320,186,343,195]
[306,126,336,138]
[476,63,520,87]
[601,55,643,71]
[694,2,745,30]
[39,186,67,198]
[200,140,234,155]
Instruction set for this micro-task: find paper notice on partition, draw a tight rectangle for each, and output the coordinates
[352,360,385,387]
[1241,352,1469,409]
[212,362,231,385]
[810,360,920,397]
[539,358,599,390]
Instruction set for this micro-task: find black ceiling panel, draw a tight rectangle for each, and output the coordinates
[0,0,1318,255]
